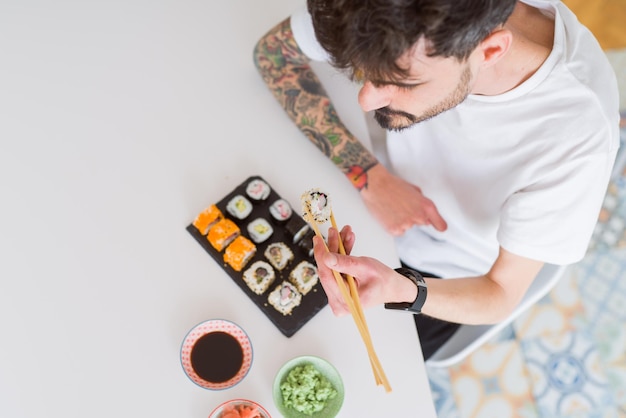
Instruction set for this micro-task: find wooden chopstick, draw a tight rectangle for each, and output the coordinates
[329,212,366,321]
[328,212,383,386]
[304,207,391,392]
[329,212,390,390]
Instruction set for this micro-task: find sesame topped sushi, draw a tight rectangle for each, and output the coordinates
[226,195,253,220]
[268,281,302,315]
[192,204,223,235]
[246,179,271,201]
[264,242,294,271]
[289,260,319,295]
[301,188,331,223]
[243,260,276,295]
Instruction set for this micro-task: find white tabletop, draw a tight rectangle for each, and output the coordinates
[0,1,436,417]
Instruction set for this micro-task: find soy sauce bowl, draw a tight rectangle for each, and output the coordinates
[208,399,271,418]
[180,319,253,390]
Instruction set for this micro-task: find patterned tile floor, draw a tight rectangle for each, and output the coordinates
[426,49,626,418]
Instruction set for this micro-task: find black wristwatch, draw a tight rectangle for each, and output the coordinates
[384,267,428,314]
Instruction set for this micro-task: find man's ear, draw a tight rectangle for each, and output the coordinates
[478,29,513,68]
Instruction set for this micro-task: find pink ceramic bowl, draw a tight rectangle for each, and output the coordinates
[180,319,253,390]
[208,398,271,418]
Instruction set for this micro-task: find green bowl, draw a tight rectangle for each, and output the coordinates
[273,355,345,418]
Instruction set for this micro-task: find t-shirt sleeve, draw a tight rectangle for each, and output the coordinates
[290,6,331,62]
[497,150,616,265]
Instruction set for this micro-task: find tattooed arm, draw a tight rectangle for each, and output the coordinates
[253,18,377,190]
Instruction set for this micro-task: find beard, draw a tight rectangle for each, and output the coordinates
[374,65,473,132]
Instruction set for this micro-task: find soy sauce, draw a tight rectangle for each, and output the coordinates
[190,331,244,383]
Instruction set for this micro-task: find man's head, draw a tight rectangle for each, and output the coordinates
[308,0,516,130]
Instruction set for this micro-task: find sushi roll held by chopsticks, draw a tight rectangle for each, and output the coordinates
[300,188,391,392]
[301,188,332,224]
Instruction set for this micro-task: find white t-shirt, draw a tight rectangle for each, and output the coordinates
[291,0,620,278]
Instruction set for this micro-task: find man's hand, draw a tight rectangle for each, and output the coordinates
[313,226,418,316]
[360,164,447,236]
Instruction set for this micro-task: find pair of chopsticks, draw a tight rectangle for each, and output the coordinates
[303,205,392,392]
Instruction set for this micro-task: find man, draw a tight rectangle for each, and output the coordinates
[253,0,619,359]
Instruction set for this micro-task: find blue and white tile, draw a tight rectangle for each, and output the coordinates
[520,331,615,417]
[513,267,588,340]
[449,340,538,418]
[487,323,517,344]
[593,320,626,414]
[572,249,626,332]
[603,362,626,416]
[426,365,460,418]
[590,134,626,252]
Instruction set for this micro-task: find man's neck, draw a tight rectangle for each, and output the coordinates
[472,2,555,96]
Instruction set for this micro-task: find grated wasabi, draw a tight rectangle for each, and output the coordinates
[280,363,337,415]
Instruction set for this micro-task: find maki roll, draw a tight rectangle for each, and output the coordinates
[245,178,271,201]
[192,204,223,235]
[207,218,240,251]
[264,242,294,271]
[226,195,253,220]
[243,260,276,295]
[301,188,331,223]
[297,229,315,258]
[284,216,311,244]
[223,236,256,272]
[268,281,302,315]
[269,199,292,224]
[247,218,274,244]
[289,260,319,295]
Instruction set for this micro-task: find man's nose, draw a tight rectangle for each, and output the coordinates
[357,81,392,112]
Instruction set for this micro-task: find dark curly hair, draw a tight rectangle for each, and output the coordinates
[307,0,516,81]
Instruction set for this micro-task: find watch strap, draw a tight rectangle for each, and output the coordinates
[384,267,428,314]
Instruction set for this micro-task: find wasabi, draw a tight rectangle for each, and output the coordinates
[280,363,337,415]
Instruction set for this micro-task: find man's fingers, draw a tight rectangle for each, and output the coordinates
[339,225,355,254]
[312,235,350,317]
[320,251,364,280]
[425,202,447,232]
[326,227,340,253]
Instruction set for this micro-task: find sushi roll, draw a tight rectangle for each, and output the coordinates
[289,260,319,295]
[245,179,271,201]
[284,216,311,244]
[297,229,315,258]
[226,195,253,220]
[264,242,294,271]
[223,236,256,272]
[301,188,331,223]
[243,261,276,295]
[207,218,240,251]
[268,281,302,315]
[192,204,223,235]
[247,218,274,244]
[269,199,293,224]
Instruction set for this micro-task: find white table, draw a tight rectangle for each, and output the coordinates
[0,1,436,417]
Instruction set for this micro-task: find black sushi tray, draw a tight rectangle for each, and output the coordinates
[186,175,328,337]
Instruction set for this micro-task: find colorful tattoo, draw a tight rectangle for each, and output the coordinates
[253,19,378,190]
[346,165,369,190]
